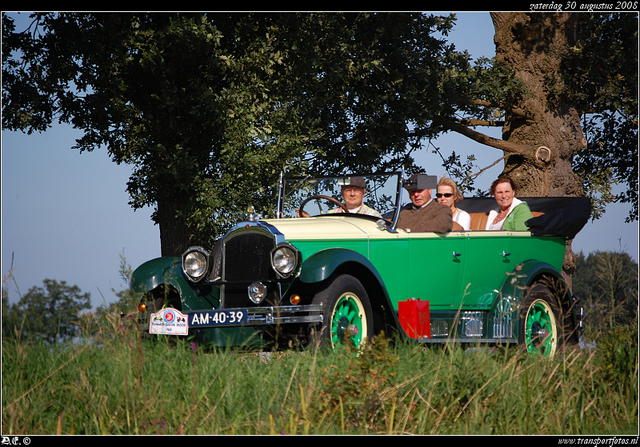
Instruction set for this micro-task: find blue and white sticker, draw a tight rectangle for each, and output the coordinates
[149,308,189,336]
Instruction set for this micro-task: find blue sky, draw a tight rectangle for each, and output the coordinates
[2,12,638,307]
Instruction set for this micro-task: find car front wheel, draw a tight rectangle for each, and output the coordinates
[312,274,374,352]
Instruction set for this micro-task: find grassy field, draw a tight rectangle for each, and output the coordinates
[2,311,637,436]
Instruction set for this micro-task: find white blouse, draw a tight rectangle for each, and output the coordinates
[453,208,471,231]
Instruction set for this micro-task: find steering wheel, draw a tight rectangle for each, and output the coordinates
[298,194,349,217]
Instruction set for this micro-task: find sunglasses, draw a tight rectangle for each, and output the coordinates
[436,193,453,198]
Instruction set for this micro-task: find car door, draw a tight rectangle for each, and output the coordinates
[368,232,410,309]
[405,232,467,310]
[458,231,514,310]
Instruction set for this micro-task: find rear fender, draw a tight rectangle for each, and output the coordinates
[498,260,569,302]
[496,259,579,341]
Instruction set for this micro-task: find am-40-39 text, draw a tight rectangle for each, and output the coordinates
[189,309,248,328]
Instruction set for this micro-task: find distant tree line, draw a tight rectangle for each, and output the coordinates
[2,278,91,345]
[572,250,638,335]
[2,255,137,345]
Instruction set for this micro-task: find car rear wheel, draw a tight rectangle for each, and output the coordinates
[312,274,374,352]
[520,283,561,357]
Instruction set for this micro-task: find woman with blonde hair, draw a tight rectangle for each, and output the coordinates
[436,176,471,231]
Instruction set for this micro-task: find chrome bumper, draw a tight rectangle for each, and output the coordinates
[246,304,324,325]
[139,304,324,334]
[185,304,324,330]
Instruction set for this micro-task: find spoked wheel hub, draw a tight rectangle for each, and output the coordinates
[529,321,549,347]
[312,274,374,353]
[330,292,367,350]
[335,316,360,345]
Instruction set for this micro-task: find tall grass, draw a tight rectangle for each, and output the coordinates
[2,309,637,435]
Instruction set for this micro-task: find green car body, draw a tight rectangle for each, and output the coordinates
[131,171,589,355]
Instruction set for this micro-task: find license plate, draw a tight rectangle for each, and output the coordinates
[189,309,248,328]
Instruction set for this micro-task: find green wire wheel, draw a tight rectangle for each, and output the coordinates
[521,284,561,357]
[313,274,374,352]
[329,291,368,349]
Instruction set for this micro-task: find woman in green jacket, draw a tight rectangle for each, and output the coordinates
[486,175,533,231]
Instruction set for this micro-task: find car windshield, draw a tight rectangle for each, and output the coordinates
[277,171,402,220]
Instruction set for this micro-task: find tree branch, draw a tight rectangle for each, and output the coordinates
[453,95,536,121]
[433,116,532,154]
[458,118,504,127]
[467,153,510,180]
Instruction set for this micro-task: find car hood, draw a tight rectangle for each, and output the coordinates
[262,216,379,240]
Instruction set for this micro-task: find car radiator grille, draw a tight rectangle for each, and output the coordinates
[222,232,276,308]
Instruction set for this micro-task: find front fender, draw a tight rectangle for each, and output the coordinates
[298,248,403,338]
[131,257,200,302]
[298,248,381,284]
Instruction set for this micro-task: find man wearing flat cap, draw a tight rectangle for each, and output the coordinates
[328,176,381,217]
[397,173,453,233]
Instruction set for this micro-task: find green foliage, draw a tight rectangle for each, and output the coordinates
[594,319,638,386]
[572,250,638,335]
[2,328,637,435]
[2,279,91,345]
[2,12,461,251]
[431,146,484,196]
[4,12,637,253]
[555,13,638,222]
[316,334,400,432]
[88,252,143,336]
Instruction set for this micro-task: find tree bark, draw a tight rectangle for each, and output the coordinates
[156,195,193,257]
[491,12,586,286]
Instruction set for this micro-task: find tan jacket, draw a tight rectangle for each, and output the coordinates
[397,199,453,233]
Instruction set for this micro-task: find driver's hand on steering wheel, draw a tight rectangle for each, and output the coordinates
[296,209,311,218]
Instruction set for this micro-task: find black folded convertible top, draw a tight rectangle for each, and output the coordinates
[456,196,592,239]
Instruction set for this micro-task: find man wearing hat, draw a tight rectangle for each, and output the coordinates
[328,176,381,217]
[397,173,453,233]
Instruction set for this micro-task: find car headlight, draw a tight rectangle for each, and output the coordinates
[271,243,299,278]
[182,247,210,282]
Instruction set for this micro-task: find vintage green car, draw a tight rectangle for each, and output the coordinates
[131,171,590,356]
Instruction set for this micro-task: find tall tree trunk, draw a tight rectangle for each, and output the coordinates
[491,12,586,287]
[156,195,193,257]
